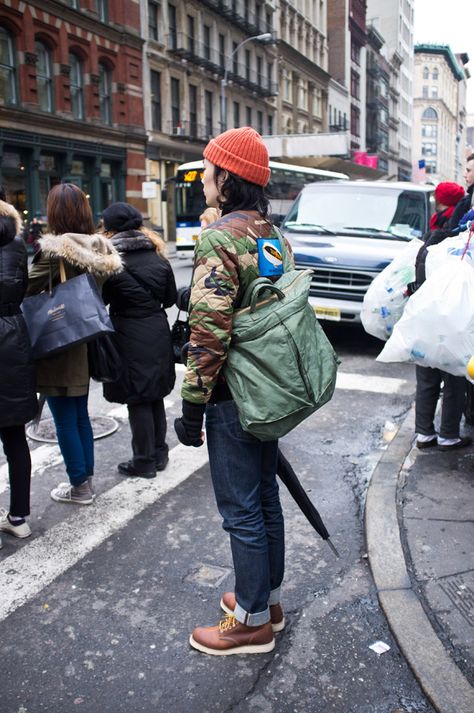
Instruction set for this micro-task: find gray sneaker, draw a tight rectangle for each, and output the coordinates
[57,477,96,499]
[51,480,94,505]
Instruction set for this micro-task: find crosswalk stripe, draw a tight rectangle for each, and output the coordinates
[0,443,209,623]
[336,372,407,394]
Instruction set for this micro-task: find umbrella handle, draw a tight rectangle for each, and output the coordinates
[326,538,340,559]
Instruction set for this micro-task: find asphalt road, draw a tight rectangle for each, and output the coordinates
[0,257,435,713]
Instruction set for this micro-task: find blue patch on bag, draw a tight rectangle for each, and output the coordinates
[257,238,284,277]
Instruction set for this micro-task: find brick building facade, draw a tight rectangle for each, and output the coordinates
[0,0,146,223]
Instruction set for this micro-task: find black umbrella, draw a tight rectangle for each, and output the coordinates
[277,449,340,558]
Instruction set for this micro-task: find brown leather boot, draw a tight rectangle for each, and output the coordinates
[220,592,285,633]
[189,614,275,656]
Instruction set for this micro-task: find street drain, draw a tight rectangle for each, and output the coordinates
[439,574,474,627]
[185,563,231,588]
[27,416,119,443]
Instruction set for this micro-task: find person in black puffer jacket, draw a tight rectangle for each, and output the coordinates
[0,200,38,545]
[101,203,177,477]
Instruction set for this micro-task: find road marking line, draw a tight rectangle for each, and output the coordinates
[336,372,407,394]
[0,443,209,623]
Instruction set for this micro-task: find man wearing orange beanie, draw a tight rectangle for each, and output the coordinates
[175,127,290,655]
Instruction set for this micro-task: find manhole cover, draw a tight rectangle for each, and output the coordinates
[27,416,119,443]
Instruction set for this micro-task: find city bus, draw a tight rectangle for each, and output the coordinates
[174,160,349,258]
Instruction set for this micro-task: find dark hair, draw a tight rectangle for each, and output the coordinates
[47,183,95,235]
[0,185,6,202]
[0,216,16,243]
[467,153,474,163]
[214,168,271,219]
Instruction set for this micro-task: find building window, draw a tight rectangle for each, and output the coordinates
[351,70,360,100]
[245,49,251,82]
[422,85,428,98]
[283,69,291,102]
[351,39,360,65]
[69,53,84,119]
[432,67,438,80]
[68,0,79,7]
[203,25,211,61]
[246,106,252,126]
[0,27,17,106]
[268,114,273,135]
[422,123,437,138]
[422,142,437,156]
[150,70,161,131]
[205,90,213,138]
[351,105,360,136]
[36,41,53,113]
[186,15,195,54]
[422,106,438,120]
[425,160,437,174]
[232,42,238,75]
[97,0,108,22]
[431,86,438,98]
[219,34,225,71]
[148,1,159,41]
[189,84,197,138]
[168,4,177,50]
[422,66,429,79]
[257,56,263,86]
[257,110,263,134]
[267,61,273,92]
[171,77,180,130]
[233,101,240,128]
[98,62,112,125]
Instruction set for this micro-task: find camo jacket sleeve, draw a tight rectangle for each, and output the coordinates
[181,225,255,404]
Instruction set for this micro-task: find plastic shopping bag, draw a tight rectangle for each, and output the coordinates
[360,238,423,341]
[425,230,474,278]
[377,259,474,376]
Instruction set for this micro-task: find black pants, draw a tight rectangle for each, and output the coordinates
[127,399,168,473]
[415,365,466,439]
[0,424,31,517]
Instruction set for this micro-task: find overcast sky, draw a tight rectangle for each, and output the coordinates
[413,0,474,113]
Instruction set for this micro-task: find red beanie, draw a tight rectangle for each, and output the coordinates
[434,182,465,207]
[203,127,270,187]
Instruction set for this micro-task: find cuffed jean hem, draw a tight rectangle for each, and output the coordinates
[268,586,281,606]
[234,602,270,627]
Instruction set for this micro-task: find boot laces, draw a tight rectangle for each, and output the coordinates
[218,613,238,632]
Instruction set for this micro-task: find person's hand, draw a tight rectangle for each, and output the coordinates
[174,400,205,447]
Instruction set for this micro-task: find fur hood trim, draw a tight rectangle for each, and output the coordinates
[0,200,22,236]
[39,232,123,276]
[111,230,155,253]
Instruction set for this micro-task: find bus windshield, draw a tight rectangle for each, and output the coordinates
[176,169,205,224]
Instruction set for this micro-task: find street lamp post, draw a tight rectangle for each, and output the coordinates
[220,33,273,133]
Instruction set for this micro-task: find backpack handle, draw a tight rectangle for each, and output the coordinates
[243,279,285,313]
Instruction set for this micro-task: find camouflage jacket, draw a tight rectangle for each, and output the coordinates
[181,210,293,405]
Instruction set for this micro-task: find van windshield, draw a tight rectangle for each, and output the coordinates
[282,185,428,239]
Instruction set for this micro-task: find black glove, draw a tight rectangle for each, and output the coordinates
[174,400,206,447]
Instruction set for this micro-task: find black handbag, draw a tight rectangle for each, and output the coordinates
[87,333,123,383]
[22,259,114,359]
[171,311,190,364]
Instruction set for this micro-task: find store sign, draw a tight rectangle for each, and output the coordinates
[142,181,157,198]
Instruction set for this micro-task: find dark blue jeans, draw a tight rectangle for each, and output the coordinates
[47,395,94,487]
[206,400,284,626]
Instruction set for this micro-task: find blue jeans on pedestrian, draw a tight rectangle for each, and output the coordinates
[205,399,284,627]
[47,395,94,487]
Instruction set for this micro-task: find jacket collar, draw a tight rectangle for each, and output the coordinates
[110,230,154,253]
[38,232,123,276]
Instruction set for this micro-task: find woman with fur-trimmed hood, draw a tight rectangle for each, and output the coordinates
[0,199,38,546]
[27,183,122,506]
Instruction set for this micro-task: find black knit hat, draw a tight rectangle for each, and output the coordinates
[102,202,143,232]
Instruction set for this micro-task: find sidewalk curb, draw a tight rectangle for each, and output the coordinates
[365,405,474,713]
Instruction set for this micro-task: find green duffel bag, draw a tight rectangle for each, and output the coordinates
[224,268,339,441]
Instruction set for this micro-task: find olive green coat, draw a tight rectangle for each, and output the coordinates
[27,232,122,396]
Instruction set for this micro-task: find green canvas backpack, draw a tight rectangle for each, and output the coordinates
[224,233,339,441]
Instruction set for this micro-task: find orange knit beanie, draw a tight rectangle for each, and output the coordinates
[203,127,270,187]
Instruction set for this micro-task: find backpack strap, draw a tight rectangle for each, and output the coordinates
[240,277,284,311]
